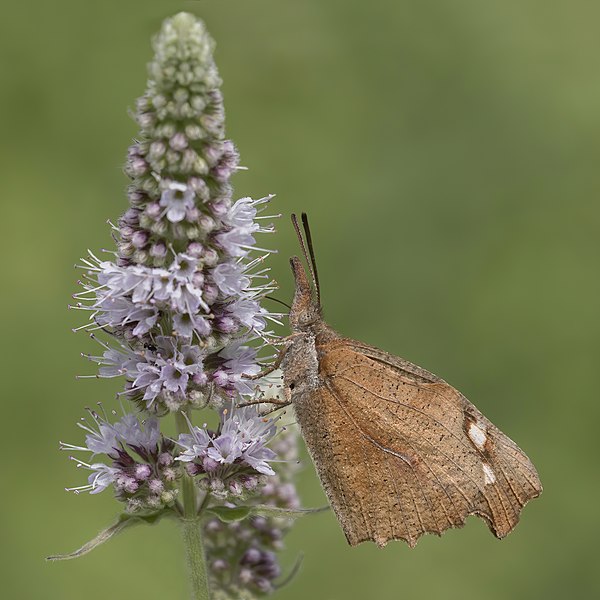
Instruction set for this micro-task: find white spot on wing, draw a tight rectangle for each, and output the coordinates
[468,421,487,451]
[482,463,496,485]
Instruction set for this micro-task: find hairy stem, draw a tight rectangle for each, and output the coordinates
[176,410,210,600]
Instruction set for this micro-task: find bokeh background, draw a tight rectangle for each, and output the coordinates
[1,1,598,598]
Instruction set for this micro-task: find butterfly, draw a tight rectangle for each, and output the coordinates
[257,213,542,548]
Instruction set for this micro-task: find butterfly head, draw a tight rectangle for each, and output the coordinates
[288,213,322,332]
[289,256,321,330]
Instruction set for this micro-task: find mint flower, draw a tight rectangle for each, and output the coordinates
[71,13,280,415]
[61,409,179,508]
[176,405,278,486]
[204,425,302,598]
[51,14,315,600]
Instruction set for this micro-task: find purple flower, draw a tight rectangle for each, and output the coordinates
[94,294,160,337]
[224,197,259,229]
[219,342,258,375]
[208,433,244,464]
[202,422,301,596]
[100,339,203,407]
[219,342,260,394]
[63,411,161,457]
[172,312,211,339]
[225,298,266,332]
[113,414,160,452]
[130,307,160,336]
[176,426,212,463]
[217,228,256,258]
[175,405,278,477]
[212,262,250,296]
[132,362,163,403]
[76,251,212,344]
[64,409,179,508]
[84,422,119,456]
[159,181,196,223]
[242,442,277,475]
[93,345,140,379]
[229,406,277,442]
[87,464,120,494]
[160,364,190,394]
[66,15,289,543]
[172,253,199,279]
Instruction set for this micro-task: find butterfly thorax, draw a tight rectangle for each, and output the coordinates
[280,331,318,401]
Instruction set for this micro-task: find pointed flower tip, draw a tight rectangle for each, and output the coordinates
[170,11,202,29]
[155,11,213,52]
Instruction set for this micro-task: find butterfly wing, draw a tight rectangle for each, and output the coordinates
[296,337,542,548]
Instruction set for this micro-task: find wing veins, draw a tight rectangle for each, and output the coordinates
[489,434,540,473]
[375,401,484,509]
[384,454,412,543]
[322,381,413,465]
[345,357,539,484]
[338,372,488,461]
[323,379,479,521]
[325,380,468,531]
[345,342,441,383]
[323,381,439,534]
[495,460,526,508]
[330,374,507,516]
[344,355,539,486]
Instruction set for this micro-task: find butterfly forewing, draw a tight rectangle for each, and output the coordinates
[296,336,542,548]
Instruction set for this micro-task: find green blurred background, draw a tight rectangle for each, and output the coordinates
[1,0,598,598]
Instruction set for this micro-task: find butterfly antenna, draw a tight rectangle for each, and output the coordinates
[301,213,321,306]
[265,295,292,310]
[291,213,320,306]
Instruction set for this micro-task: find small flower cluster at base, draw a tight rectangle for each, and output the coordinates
[61,408,180,511]
[203,424,301,598]
[176,405,278,500]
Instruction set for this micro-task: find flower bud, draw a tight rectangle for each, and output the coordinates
[150,241,167,258]
[192,372,208,386]
[170,132,188,151]
[149,479,164,493]
[145,202,161,219]
[185,241,203,257]
[149,141,166,159]
[211,559,228,572]
[131,230,149,249]
[158,452,173,466]
[135,464,152,480]
[160,490,177,504]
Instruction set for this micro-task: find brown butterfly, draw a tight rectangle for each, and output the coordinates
[259,213,542,548]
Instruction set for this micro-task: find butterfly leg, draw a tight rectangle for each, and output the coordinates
[244,360,282,381]
[237,397,291,412]
[242,334,300,381]
[256,402,292,417]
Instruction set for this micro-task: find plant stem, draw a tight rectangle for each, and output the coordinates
[176,410,210,600]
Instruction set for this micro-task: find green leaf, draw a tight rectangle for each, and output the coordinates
[206,505,252,523]
[46,510,170,561]
[251,504,330,519]
[206,504,329,523]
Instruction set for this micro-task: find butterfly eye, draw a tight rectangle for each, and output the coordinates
[289,382,296,390]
